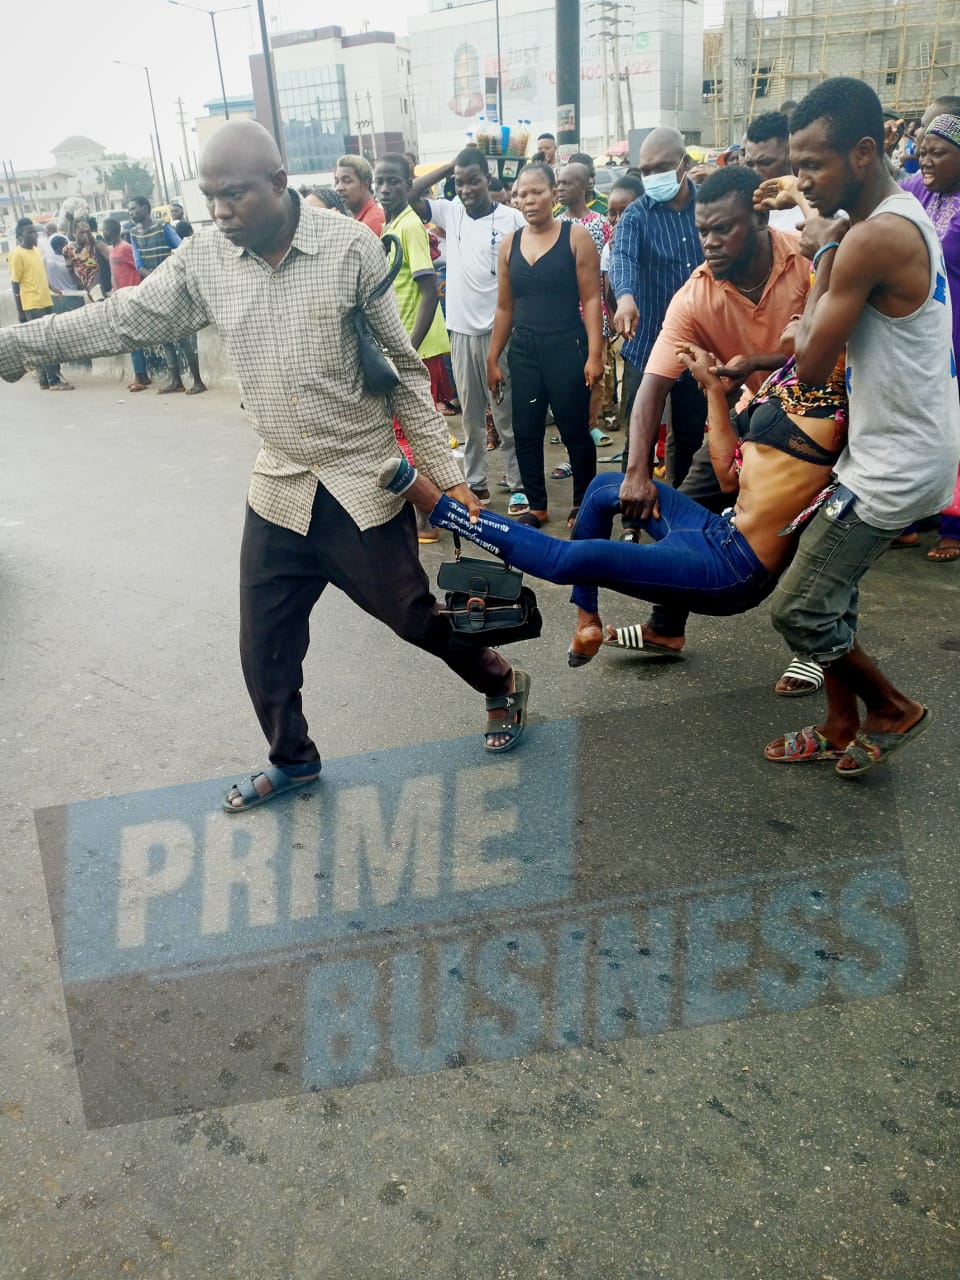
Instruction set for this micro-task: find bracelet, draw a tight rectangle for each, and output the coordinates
[812,241,840,269]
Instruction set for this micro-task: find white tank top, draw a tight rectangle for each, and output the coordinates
[837,190,960,529]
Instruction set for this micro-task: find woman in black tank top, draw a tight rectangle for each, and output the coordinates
[487,163,605,525]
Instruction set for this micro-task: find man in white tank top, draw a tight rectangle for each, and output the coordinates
[765,77,960,776]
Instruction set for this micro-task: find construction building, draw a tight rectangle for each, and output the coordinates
[703,0,960,146]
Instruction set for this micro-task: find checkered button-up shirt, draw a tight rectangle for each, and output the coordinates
[0,195,465,534]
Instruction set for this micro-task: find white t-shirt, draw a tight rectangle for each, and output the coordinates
[427,197,526,335]
[600,241,611,272]
[767,206,803,237]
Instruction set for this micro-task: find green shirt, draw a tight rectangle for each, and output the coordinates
[382,205,449,361]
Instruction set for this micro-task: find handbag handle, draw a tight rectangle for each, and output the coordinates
[362,234,404,307]
[452,531,513,572]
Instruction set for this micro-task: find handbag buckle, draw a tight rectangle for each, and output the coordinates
[465,596,487,630]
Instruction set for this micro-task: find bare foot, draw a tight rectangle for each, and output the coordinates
[186,381,208,395]
[158,381,185,394]
[569,611,603,666]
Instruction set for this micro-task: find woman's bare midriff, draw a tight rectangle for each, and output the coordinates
[732,432,841,571]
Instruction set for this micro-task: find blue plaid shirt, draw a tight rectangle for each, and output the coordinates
[609,180,703,374]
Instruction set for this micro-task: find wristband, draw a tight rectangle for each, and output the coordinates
[812,241,840,269]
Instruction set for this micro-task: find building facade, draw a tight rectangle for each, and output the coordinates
[407,0,705,163]
[704,0,960,147]
[250,26,416,178]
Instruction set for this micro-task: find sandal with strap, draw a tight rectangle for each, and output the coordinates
[484,670,531,753]
[222,764,320,813]
[774,657,825,697]
[601,623,684,658]
[764,725,843,764]
[835,707,932,778]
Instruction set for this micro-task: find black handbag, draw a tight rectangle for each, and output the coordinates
[352,233,404,395]
[437,534,543,648]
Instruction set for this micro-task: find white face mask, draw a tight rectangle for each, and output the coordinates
[643,162,684,203]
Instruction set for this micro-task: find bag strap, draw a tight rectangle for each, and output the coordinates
[452,530,514,573]
[363,234,404,307]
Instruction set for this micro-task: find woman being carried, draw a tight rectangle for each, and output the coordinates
[380,324,847,671]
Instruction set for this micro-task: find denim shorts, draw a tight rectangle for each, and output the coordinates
[768,484,899,664]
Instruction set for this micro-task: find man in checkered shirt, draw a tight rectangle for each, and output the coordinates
[0,121,529,810]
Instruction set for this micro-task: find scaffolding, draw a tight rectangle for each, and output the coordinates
[704,0,960,146]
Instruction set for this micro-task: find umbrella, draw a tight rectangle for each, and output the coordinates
[606,140,629,157]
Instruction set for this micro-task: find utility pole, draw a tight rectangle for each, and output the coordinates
[176,97,194,180]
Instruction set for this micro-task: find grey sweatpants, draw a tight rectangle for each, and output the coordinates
[449,329,522,493]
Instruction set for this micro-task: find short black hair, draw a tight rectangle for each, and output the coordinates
[790,77,884,153]
[378,152,412,181]
[102,217,121,237]
[518,160,556,186]
[931,95,960,115]
[537,132,555,142]
[611,174,645,198]
[15,216,33,235]
[454,148,489,175]
[696,165,761,210]
[570,152,595,171]
[130,195,152,212]
[746,111,789,145]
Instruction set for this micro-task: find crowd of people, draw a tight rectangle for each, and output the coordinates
[8,197,206,394]
[2,74,958,810]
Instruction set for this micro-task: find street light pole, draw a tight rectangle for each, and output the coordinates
[167,2,250,119]
[115,60,170,205]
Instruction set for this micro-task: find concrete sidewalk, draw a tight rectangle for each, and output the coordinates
[1,378,958,1279]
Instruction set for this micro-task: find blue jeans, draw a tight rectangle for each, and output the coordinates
[429,474,775,617]
[769,484,897,664]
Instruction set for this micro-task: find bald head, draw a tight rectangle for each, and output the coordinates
[200,119,283,179]
[638,127,688,175]
[198,119,293,254]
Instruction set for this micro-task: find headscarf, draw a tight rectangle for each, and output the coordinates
[926,114,960,149]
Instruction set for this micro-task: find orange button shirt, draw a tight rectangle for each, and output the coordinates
[644,229,811,394]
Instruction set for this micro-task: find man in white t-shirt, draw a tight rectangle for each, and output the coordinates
[411,149,526,503]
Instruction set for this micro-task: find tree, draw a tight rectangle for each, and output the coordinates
[96,157,154,203]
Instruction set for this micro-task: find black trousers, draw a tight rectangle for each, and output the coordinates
[239,487,512,768]
[508,324,595,512]
[620,363,708,488]
[647,437,731,637]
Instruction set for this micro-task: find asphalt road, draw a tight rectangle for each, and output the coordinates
[2,376,958,1280]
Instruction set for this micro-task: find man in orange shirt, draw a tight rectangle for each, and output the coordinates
[334,155,385,236]
[609,166,810,655]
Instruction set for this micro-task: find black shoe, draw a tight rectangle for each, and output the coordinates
[471,487,491,505]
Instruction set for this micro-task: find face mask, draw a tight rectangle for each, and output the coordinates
[644,165,683,203]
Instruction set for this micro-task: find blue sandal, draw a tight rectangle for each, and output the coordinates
[484,671,531,753]
[222,765,320,813]
[508,491,530,514]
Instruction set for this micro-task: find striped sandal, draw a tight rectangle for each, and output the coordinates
[774,657,825,697]
[602,623,684,658]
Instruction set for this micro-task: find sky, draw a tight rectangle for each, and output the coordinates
[0,0,725,177]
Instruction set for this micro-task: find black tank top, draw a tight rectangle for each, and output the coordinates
[508,220,582,335]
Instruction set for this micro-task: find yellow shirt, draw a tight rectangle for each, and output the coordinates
[9,245,53,311]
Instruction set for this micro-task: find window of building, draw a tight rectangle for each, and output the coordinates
[277,64,350,172]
